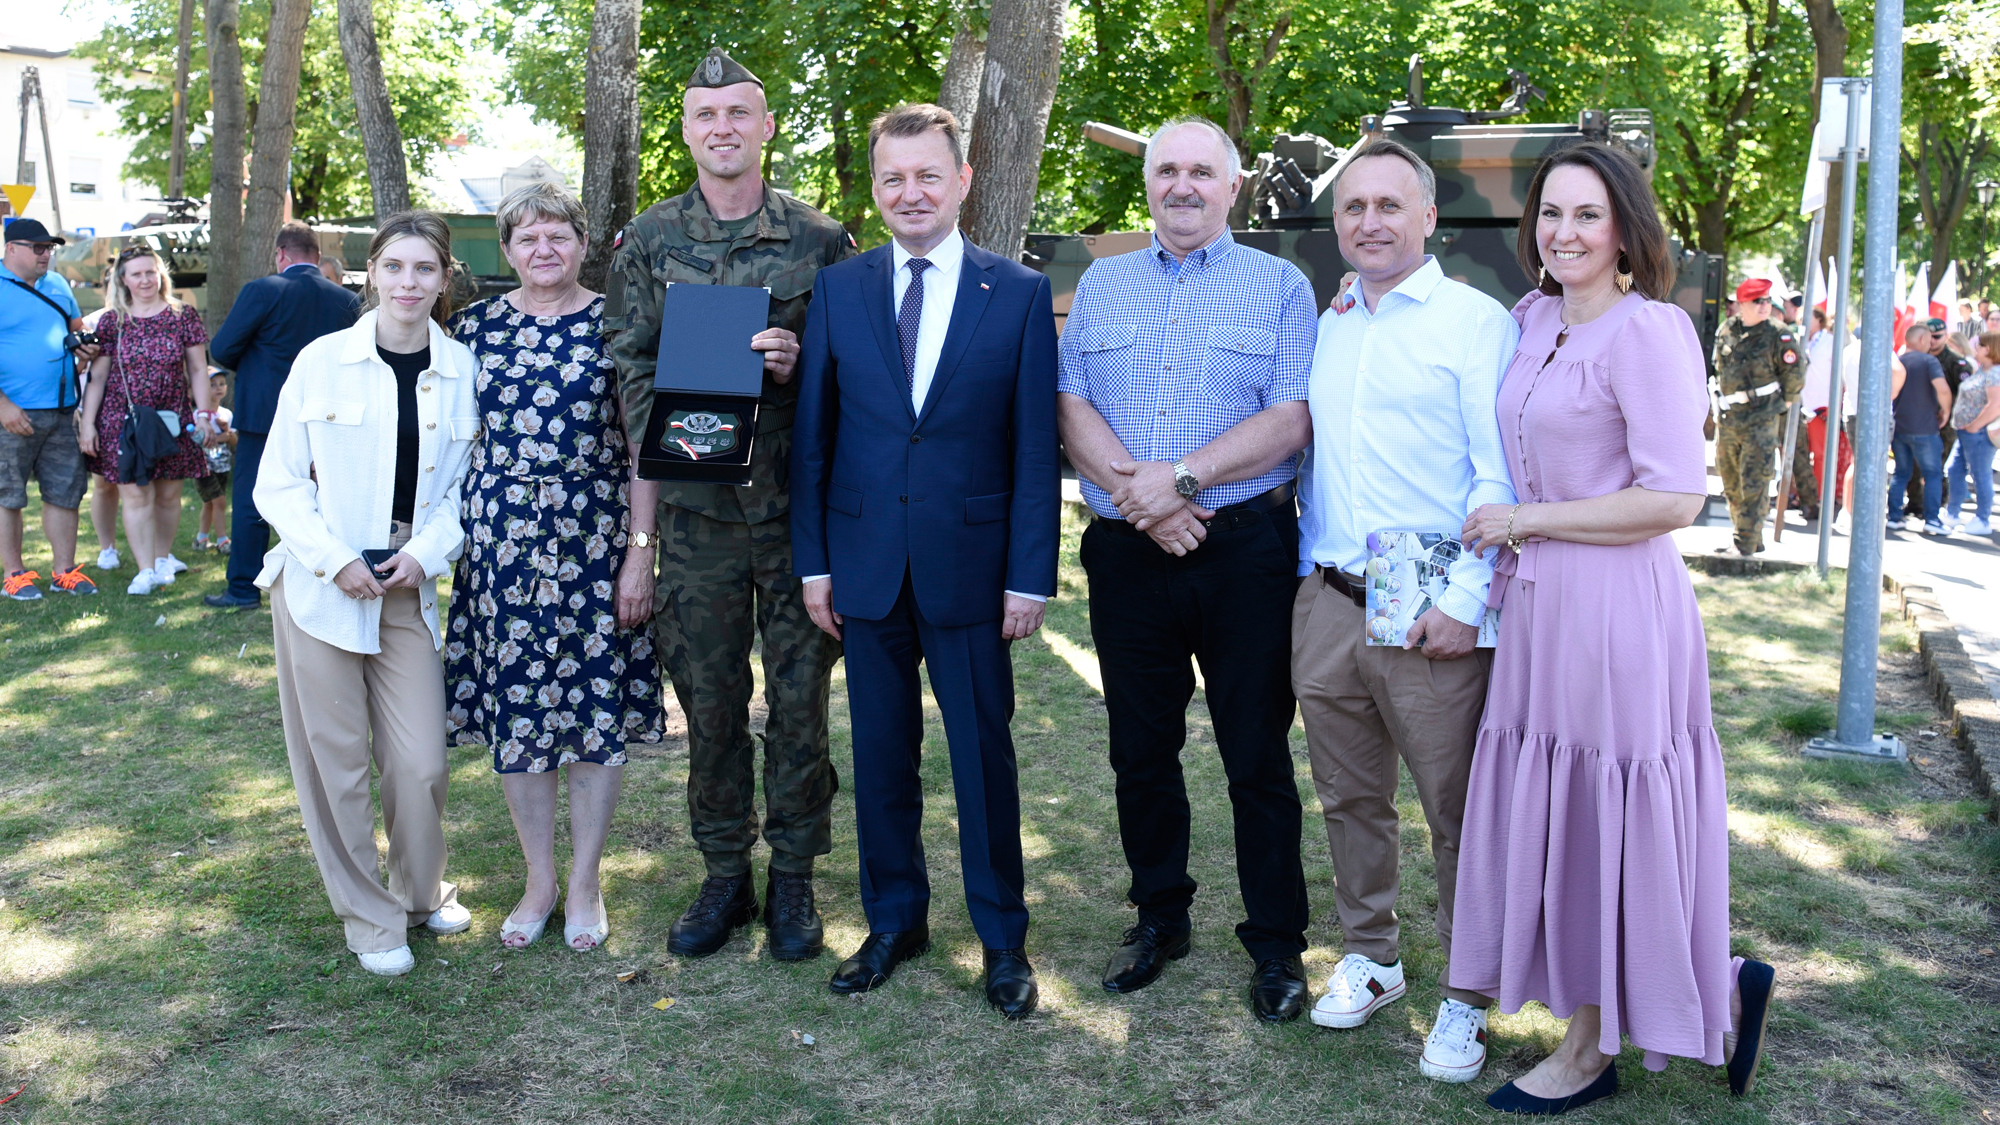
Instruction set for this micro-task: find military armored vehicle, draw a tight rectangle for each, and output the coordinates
[1023,57,1724,355]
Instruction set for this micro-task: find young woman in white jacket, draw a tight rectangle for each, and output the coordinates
[254,212,482,976]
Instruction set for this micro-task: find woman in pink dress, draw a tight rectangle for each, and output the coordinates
[1453,142,1775,1114]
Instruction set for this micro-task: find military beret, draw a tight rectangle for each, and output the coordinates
[689,47,762,90]
[1926,317,1948,332]
[1734,278,1772,303]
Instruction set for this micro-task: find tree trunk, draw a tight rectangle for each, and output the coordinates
[167,0,196,199]
[203,0,248,336]
[939,15,986,152]
[1802,0,1848,252]
[241,0,313,290]
[579,0,641,292]
[1905,122,1991,284]
[1205,0,1289,164]
[830,97,863,235]
[336,0,410,219]
[961,0,1066,258]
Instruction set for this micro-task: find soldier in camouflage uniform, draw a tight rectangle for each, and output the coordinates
[1709,278,1806,555]
[603,48,857,962]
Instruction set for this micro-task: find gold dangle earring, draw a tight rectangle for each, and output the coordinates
[1614,251,1634,296]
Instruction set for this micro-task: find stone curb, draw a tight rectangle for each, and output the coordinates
[1681,551,2000,820]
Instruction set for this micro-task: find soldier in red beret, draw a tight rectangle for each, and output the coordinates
[1708,279,1805,554]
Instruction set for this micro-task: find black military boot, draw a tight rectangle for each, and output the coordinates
[763,867,825,961]
[666,874,757,958]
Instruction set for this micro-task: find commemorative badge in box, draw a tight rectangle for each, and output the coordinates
[635,283,770,486]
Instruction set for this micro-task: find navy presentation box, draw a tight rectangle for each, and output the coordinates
[636,283,770,486]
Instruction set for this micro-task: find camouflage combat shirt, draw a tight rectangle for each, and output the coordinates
[1710,316,1806,422]
[604,183,856,524]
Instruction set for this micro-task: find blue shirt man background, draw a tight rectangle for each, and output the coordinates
[1055,115,1316,1024]
[0,218,97,600]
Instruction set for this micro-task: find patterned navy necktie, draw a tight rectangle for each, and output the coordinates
[899,257,931,393]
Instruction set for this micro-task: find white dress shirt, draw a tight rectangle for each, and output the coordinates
[1803,328,1860,417]
[1297,257,1519,626]
[892,227,964,413]
[254,311,481,653]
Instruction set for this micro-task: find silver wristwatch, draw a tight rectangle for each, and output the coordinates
[1171,459,1201,499]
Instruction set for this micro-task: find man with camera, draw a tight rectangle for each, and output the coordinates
[0,217,99,600]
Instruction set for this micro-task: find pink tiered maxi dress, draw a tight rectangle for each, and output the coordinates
[1449,290,1734,1072]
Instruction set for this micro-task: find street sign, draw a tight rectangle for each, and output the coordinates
[0,184,32,216]
[1815,79,1870,162]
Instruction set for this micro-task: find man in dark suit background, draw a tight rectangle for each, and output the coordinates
[791,104,1059,1018]
[204,221,361,608]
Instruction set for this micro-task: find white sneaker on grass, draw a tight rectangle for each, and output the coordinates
[358,946,415,976]
[1420,998,1489,1083]
[126,569,162,596]
[1310,953,1406,1029]
[151,556,178,583]
[163,553,189,575]
[424,902,471,935]
[96,547,120,570]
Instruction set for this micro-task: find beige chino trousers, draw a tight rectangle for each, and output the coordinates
[1291,568,1491,1005]
[271,536,457,954]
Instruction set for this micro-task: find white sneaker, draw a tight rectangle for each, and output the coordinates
[357,945,416,976]
[424,902,471,935]
[1310,953,1406,1029]
[1886,518,1906,531]
[163,553,189,575]
[1965,518,1992,536]
[126,568,162,596]
[1923,521,1948,536]
[95,547,120,570]
[151,557,176,584]
[1420,998,1489,1083]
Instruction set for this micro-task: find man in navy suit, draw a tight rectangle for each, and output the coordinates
[204,222,360,608]
[791,104,1059,1018]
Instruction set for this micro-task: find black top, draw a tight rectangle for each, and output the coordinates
[378,344,428,522]
[1934,345,1971,395]
[1895,350,1946,437]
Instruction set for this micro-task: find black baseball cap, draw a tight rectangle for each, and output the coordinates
[2,218,64,246]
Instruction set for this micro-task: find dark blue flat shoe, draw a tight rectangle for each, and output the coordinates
[1729,959,1776,1096]
[1486,1062,1618,1115]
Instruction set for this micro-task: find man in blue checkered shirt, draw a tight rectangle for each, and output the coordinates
[1056,115,1317,1024]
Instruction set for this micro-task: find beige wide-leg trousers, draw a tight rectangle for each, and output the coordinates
[271,563,457,954]
[1291,568,1492,1005]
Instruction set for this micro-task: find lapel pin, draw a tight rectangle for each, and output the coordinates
[980,282,990,290]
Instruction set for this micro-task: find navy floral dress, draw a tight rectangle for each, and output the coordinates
[443,295,661,772]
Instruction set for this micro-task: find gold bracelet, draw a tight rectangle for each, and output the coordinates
[1504,504,1527,552]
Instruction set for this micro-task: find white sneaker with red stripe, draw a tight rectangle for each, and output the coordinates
[1420,998,1488,1082]
[1310,953,1406,1028]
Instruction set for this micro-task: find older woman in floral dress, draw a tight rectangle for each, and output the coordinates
[444,183,662,952]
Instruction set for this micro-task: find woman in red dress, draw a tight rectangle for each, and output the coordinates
[78,246,215,595]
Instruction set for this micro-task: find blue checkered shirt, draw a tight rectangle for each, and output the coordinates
[1057,230,1316,518]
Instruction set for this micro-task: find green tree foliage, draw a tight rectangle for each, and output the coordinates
[77,0,478,220]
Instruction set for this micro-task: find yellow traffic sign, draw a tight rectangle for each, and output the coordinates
[0,184,32,216]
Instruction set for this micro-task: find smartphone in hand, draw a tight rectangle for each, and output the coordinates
[361,548,397,581]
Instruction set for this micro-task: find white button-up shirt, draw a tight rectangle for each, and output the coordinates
[892,227,964,413]
[254,311,481,653]
[1297,257,1519,626]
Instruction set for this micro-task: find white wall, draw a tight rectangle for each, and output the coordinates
[0,44,157,238]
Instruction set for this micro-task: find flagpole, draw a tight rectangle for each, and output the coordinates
[1818,81,1865,578]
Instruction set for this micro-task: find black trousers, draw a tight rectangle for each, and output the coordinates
[1080,506,1308,962]
[226,431,270,600]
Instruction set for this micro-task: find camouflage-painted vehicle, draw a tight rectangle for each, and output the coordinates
[1023,58,1724,357]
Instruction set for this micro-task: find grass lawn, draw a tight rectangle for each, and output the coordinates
[1,497,1996,1123]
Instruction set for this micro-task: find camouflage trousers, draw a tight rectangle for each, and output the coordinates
[1717,413,1783,553]
[651,505,841,878]
[1789,419,1819,513]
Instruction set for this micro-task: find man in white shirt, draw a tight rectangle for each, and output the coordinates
[1803,308,1860,517]
[1290,137,1518,1084]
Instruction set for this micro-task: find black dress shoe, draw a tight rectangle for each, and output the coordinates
[1249,956,1307,1022]
[983,948,1038,1019]
[203,592,261,609]
[762,868,824,961]
[1101,917,1192,994]
[1486,1062,1618,1115]
[1729,959,1776,1096]
[829,926,931,994]
[666,874,757,958]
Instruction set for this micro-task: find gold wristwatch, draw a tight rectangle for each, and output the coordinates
[630,531,656,549]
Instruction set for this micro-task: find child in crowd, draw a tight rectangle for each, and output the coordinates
[194,368,235,553]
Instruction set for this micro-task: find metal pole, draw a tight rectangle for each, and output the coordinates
[1819,83,1866,576]
[1812,0,1907,763]
[30,71,63,234]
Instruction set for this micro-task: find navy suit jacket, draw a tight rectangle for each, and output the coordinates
[209,262,361,433]
[791,239,1060,628]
